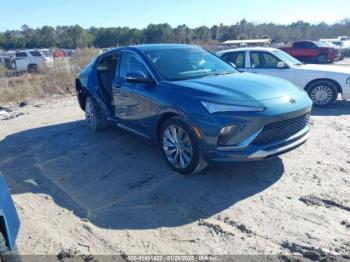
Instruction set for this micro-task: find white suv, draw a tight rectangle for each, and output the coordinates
[12,49,53,72]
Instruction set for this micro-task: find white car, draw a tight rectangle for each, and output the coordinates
[9,49,53,73]
[217,47,350,107]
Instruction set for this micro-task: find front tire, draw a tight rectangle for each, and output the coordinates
[161,117,207,175]
[307,81,338,107]
[85,97,106,131]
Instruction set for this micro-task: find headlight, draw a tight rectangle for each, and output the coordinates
[346,77,350,85]
[201,101,265,113]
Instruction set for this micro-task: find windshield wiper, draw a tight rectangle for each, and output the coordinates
[204,72,233,77]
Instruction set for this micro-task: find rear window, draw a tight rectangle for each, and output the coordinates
[30,51,43,57]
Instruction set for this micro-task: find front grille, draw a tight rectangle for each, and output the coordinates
[252,114,310,146]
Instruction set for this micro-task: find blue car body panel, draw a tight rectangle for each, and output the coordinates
[76,44,312,162]
[0,173,20,250]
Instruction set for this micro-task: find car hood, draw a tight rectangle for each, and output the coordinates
[174,72,302,102]
[297,64,350,74]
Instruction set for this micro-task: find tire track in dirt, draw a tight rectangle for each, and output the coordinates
[299,195,350,212]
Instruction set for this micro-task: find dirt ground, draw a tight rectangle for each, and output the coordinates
[0,68,350,260]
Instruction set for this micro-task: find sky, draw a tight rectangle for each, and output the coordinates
[1,0,349,31]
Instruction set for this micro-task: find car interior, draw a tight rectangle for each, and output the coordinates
[96,54,118,99]
[251,52,279,68]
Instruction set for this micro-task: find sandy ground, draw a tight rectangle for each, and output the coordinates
[0,74,350,260]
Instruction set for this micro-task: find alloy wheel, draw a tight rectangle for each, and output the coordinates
[163,125,193,169]
[310,85,333,106]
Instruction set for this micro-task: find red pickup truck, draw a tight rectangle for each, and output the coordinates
[280,41,340,64]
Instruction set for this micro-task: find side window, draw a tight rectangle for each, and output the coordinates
[16,52,28,58]
[293,42,305,48]
[307,42,317,49]
[261,52,280,68]
[250,52,280,69]
[29,51,42,57]
[119,52,149,78]
[250,52,261,68]
[221,52,245,68]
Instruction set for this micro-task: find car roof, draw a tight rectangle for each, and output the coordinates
[217,47,277,55]
[104,44,199,55]
[15,49,43,53]
[130,44,198,51]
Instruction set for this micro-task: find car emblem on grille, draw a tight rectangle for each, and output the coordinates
[289,98,296,104]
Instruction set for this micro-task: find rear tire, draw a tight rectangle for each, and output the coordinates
[160,117,207,175]
[307,81,338,107]
[27,64,38,73]
[317,53,327,64]
[0,232,20,262]
[85,97,107,132]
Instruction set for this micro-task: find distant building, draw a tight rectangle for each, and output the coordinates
[222,39,272,47]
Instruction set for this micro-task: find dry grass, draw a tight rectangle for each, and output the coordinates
[0,48,98,104]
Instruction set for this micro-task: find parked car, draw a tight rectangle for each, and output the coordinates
[280,41,340,64]
[320,37,350,57]
[10,49,53,72]
[319,41,344,60]
[0,53,16,71]
[39,49,54,62]
[53,50,65,59]
[76,44,312,174]
[0,172,20,261]
[217,47,350,107]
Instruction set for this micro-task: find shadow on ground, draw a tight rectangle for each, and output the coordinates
[311,100,350,116]
[0,121,284,229]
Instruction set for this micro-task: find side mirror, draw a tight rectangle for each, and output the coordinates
[126,71,154,85]
[277,61,288,69]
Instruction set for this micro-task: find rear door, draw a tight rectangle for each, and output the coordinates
[88,51,120,115]
[29,50,45,66]
[220,51,246,69]
[112,50,159,137]
[15,52,28,71]
[244,51,294,82]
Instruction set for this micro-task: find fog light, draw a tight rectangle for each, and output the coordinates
[218,125,237,146]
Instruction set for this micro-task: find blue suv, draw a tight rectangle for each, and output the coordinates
[0,172,20,261]
[76,44,312,175]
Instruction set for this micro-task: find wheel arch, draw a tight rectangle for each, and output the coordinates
[0,216,7,245]
[0,215,13,250]
[156,112,180,142]
[304,78,342,94]
[75,79,91,111]
[27,63,38,72]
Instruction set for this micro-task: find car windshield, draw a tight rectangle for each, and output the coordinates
[273,49,302,66]
[144,47,237,81]
[333,41,344,47]
[314,41,328,47]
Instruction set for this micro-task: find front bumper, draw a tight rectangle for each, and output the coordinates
[205,125,310,162]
